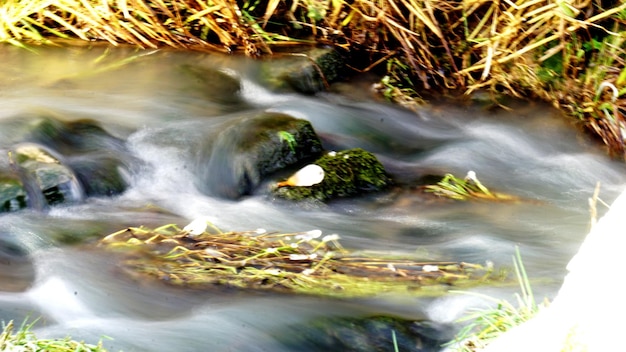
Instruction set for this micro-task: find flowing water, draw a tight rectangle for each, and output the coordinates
[0,44,625,351]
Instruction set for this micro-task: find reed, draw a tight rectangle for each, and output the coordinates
[0,0,624,156]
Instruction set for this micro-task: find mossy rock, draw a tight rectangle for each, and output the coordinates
[273,148,391,201]
[199,112,323,199]
[262,47,346,94]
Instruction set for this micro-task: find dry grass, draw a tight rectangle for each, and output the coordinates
[1,0,625,156]
[99,223,497,297]
[0,0,281,54]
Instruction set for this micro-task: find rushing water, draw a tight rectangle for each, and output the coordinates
[0,44,625,351]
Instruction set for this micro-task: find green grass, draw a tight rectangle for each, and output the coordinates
[0,319,108,352]
[424,171,520,202]
[446,246,592,351]
[446,247,544,352]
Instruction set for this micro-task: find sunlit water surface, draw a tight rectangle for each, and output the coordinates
[0,44,624,351]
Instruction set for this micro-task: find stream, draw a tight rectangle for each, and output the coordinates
[0,44,625,351]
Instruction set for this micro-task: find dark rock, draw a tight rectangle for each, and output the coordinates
[276,315,453,352]
[66,152,131,197]
[176,64,243,106]
[263,47,346,94]
[198,112,323,199]
[10,143,84,208]
[0,173,28,213]
[273,148,391,202]
[23,116,126,155]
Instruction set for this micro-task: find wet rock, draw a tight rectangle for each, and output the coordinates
[66,152,131,197]
[23,116,126,155]
[0,151,28,212]
[176,64,243,106]
[10,143,84,209]
[273,148,391,202]
[199,112,323,199]
[277,315,454,352]
[0,173,28,213]
[0,115,132,210]
[262,47,346,94]
[0,237,35,292]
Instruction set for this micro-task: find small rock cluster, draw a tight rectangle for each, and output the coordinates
[0,115,132,213]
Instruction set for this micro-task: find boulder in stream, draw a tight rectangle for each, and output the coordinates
[9,143,84,209]
[262,47,346,94]
[273,148,391,202]
[23,116,127,155]
[199,112,323,199]
[176,64,244,106]
[66,152,131,197]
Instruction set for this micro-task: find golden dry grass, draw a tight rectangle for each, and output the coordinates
[99,223,496,297]
[0,0,624,156]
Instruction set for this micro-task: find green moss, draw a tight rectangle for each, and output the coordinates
[273,148,391,201]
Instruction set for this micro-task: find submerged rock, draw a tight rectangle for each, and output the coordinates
[277,315,453,352]
[199,112,323,199]
[0,237,35,292]
[273,148,391,202]
[262,47,346,94]
[67,152,131,197]
[23,116,127,155]
[176,64,243,106]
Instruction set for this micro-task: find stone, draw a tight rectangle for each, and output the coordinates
[262,47,346,94]
[66,152,131,197]
[198,112,323,199]
[176,64,244,106]
[23,116,126,155]
[0,174,28,213]
[277,315,453,352]
[9,143,83,208]
[273,148,392,202]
